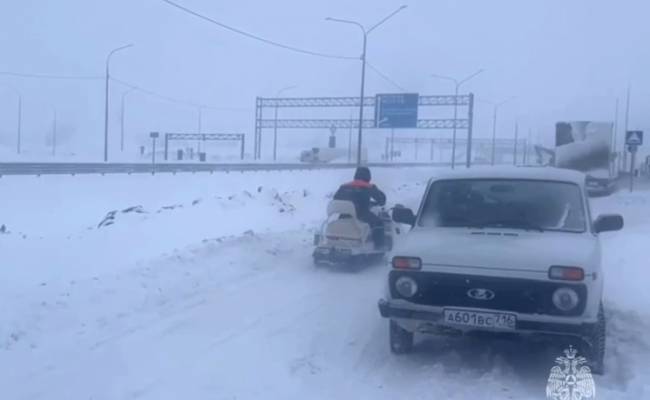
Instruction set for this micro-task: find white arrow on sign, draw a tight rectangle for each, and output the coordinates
[626,131,643,145]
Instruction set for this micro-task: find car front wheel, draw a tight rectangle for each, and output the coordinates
[583,302,606,375]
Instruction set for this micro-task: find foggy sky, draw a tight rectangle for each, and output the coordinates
[0,0,648,159]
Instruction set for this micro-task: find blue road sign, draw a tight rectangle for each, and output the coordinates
[626,130,643,146]
[375,93,419,128]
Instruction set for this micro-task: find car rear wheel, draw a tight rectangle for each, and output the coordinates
[389,320,414,354]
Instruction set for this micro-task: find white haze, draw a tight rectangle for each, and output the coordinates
[0,0,648,159]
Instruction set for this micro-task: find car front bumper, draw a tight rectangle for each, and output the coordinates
[378,298,595,338]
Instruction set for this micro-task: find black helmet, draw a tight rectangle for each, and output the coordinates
[354,166,371,182]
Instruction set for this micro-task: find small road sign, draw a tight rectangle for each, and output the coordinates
[625,131,643,192]
[626,130,643,146]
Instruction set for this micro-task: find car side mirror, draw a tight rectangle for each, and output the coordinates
[594,214,623,233]
[393,206,416,226]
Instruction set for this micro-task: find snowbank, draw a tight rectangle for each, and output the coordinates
[1,168,649,399]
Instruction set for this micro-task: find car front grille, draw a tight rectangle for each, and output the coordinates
[389,270,587,317]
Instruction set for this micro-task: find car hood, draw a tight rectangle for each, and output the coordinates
[394,228,599,275]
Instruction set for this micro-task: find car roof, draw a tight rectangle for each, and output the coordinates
[428,166,586,186]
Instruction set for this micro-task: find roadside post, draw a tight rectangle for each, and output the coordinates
[150,131,159,175]
[625,130,643,192]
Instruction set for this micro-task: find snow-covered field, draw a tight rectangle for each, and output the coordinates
[1,168,649,399]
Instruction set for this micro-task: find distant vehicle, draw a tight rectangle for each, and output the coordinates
[299,147,365,163]
[379,167,623,375]
[555,121,618,196]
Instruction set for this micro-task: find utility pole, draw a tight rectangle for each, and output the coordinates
[348,123,353,163]
[197,107,203,156]
[273,85,297,161]
[391,128,395,162]
[491,108,498,165]
[52,109,57,157]
[525,128,532,165]
[150,132,159,174]
[120,88,134,153]
[630,146,636,192]
[17,95,22,155]
[613,99,619,173]
[104,44,133,162]
[490,97,515,166]
[623,85,631,171]
[513,121,519,165]
[327,5,407,166]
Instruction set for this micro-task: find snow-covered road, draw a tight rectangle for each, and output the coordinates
[1,169,649,399]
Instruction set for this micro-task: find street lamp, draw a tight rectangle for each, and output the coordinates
[430,69,484,169]
[488,97,516,165]
[1,85,22,155]
[326,5,408,166]
[273,85,298,161]
[120,88,135,153]
[104,43,134,162]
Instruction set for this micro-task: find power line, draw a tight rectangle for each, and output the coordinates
[161,0,357,61]
[0,71,102,80]
[366,62,408,92]
[110,76,251,112]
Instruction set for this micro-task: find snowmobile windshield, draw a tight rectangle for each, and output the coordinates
[418,179,587,233]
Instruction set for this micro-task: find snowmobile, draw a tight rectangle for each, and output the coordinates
[312,200,395,267]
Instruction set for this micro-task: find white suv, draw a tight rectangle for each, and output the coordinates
[378,167,623,374]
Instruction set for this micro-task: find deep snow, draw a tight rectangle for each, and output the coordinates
[1,168,649,399]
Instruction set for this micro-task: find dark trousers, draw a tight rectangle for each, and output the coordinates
[359,211,384,248]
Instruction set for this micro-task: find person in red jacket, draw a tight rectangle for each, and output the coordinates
[333,166,387,249]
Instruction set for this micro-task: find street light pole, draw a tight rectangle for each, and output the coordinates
[17,95,22,155]
[489,97,515,166]
[623,85,631,171]
[52,108,57,157]
[273,85,297,161]
[120,88,135,153]
[513,120,519,165]
[430,69,484,169]
[357,33,367,166]
[104,44,133,162]
[327,5,407,166]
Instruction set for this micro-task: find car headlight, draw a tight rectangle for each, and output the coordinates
[552,287,579,311]
[395,276,418,298]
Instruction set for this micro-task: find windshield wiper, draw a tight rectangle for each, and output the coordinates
[473,219,545,232]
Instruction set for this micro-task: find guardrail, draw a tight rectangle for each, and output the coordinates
[0,162,450,176]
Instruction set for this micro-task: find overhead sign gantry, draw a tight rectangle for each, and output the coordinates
[253,93,475,166]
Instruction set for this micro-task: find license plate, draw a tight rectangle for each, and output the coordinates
[443,308,516,330]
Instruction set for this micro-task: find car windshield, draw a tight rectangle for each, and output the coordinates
[419,179,586,233]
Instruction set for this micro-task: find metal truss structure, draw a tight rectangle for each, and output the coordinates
[254,94,474,165]
[258,119,468,130]
[164,133,245,161]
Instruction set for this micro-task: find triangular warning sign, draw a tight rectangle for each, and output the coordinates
[627,131,643,145]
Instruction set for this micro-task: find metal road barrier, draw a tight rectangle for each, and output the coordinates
[0,162,450,176]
